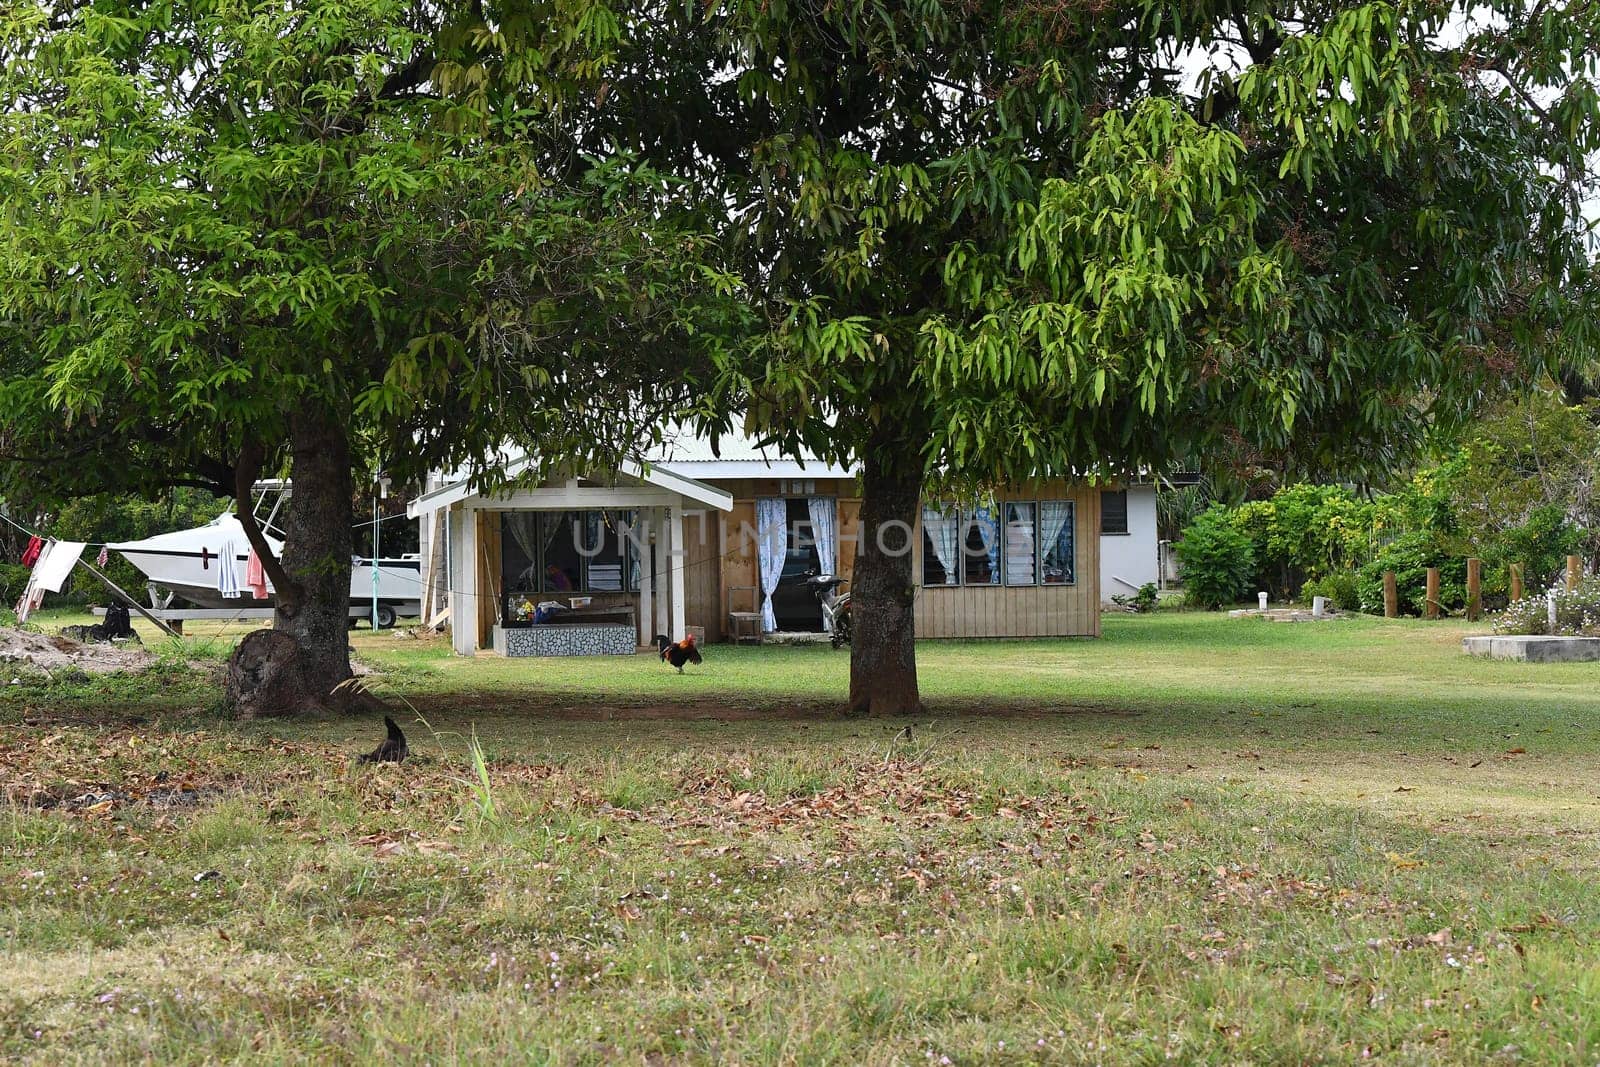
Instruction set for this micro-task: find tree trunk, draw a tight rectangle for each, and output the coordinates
[225,406,363,718]
[848,433,924,716]
[275,407,357,700]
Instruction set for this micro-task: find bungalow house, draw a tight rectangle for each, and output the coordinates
[407,432,1163,656]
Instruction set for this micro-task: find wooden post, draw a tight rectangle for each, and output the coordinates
[76,558,185,640]
[1424,568,1441,620]
[1567,555,1582,591]
[1509,563,1523,602]
[1383,570,1398,618]
[1466,557,1481,621]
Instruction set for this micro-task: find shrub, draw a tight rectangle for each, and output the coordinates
[1493,578,1600,635]
[1356,532,1466,615]
[1230,484,1378,599]
[0,562,27,605]
[1176,508,1256,609]
[1111,582,1159,613]
[1299,572,1361,611]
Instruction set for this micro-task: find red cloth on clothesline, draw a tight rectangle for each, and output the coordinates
[20,536,43,569]
[245,548,269,600]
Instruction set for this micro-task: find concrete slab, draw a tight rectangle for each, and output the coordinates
[1462,635,1600,662]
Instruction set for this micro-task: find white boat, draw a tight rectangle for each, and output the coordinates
[109,504,422,626]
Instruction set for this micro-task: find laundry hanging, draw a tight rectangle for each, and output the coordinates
[20,536,43,568]
[31,541,86,594]
[245,548,269,599]
[14,540,87,623]
[216,540,242,598]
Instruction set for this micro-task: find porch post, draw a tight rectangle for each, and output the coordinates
[669,504,687,639]
[452,504,477,657]
[654,507,670,639]
[637,509,654,646]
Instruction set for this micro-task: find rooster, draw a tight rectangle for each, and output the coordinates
[357,715,408,763]
[655,633,702,673]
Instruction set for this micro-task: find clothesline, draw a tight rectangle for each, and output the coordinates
[0,506,413,549]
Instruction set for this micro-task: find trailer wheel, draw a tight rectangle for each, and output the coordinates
[374,604,397,630]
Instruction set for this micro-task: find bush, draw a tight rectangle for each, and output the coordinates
[1493,578,1600,635]
[1356,532,1466,615]
[1176,508,1256,609]
[1231,484,1378,598]
[0,562,28,605]
[1299,572,1361,611]
[1111,582,1159,613]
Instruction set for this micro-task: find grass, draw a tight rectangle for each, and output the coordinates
[3,611,1600,1063]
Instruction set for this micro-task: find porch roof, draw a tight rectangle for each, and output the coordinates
[406,454,733,518]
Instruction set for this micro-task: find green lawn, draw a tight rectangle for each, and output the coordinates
[3,612,1600,1063]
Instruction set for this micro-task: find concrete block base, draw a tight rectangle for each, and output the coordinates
[1462,635,1600,662]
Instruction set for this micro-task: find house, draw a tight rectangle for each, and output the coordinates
[407,433,1163,656]
[1098,483,1161,598]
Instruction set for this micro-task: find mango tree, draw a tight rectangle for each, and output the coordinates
[0,0,733,712]
[531,0,1599,712]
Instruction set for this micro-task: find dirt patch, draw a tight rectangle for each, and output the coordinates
[0,628,157,676]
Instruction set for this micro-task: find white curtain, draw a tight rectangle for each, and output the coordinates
[922,505,959,585]
[1039,501,1075,583]
[807,496,838,631]
[756,497,788,632]
[503,513,541,589]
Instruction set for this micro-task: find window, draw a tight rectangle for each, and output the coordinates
[1101,489,1129,535]
[921,504,959,586]
[924,502,1060,587]
[499,510,637,621]
[961,507,1001,585]
[1041,501,1076,584]
[1003,503,1038,585]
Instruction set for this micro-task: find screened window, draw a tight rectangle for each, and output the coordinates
[961,507,1001,585]
[500,510,638,615]
[1100,489,1129,535]
[921,504,959,586]
[1041,501,1076,585]
[1003,503,1038,586]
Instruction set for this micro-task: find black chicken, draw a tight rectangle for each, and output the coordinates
[655,633,702,673]
[357,716,408,763]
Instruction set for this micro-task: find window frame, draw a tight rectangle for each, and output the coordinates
[1001,500,1040,587]
[500,509,639,623]
[919,499,1077,589]
[958,506,1003,587]
[1039,499,1077,586]
[919,502,962,588]
[1099,489,1130,536]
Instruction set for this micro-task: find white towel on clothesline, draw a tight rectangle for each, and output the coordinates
[13,540,86,622]
[217,540,242,599]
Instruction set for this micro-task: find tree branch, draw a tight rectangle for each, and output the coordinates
[233,439,303,610]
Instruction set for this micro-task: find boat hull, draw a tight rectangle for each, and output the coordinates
[110,513,421,612]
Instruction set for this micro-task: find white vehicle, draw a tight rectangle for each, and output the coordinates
[108,489,421,628]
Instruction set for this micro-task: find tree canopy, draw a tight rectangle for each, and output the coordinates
[492,0,1600,711]
[0,0,735,703]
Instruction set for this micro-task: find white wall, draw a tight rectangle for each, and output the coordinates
[1099,485,1159,598]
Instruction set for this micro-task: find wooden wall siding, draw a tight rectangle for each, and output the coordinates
[912,482,1101,640]
[683,517,724,643]
[706,481,1099,641]
[720,501,760,624]
[475,510,502,649]
[836,497,861,584]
